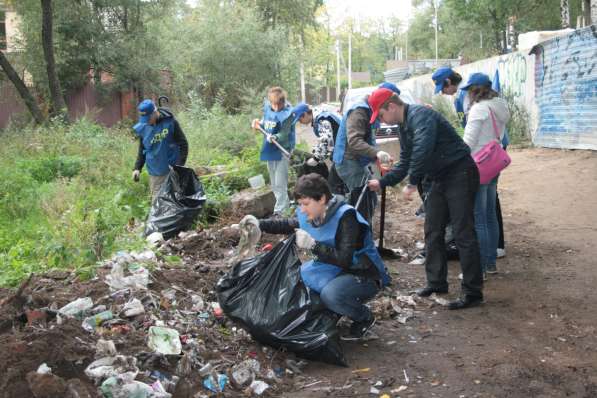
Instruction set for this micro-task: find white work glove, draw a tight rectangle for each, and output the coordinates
[376,151,392,164]
[306,157,318,167]
[132,169,140,182]
[266,134,275,143]
[251,119,262,130]
[295,229,316,250]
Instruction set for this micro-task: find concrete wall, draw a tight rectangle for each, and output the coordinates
[389,26,597,151]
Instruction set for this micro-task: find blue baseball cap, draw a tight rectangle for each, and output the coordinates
[379,82,401,95]
[292,102,312,123]
[461,73,492,90]
[431,66,454,94]
[137,99,156,124]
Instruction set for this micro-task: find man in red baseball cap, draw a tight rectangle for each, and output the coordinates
[367,88,484,310]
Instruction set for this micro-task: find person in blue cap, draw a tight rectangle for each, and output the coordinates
[432,67,468,127]
[132,99,188,200]
[461,73,510,277]
[251,87,295,215]
[257,173,391,340]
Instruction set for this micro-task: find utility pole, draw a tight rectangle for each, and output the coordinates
[434,0,439,65]
[348,32,352,90]
[336,39,341,102]
[480,31,483,49]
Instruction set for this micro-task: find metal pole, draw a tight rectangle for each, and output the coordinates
[348,33,352,89]
[336,39,341,101]
[434,0,439,65]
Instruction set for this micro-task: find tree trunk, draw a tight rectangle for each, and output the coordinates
[590,0,597,25]
[41,0,69,121]
[0,51,45,125]
[560,0,571,28]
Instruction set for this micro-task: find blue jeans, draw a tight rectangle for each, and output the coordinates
[474,178,498,272]
[320,274,379,322]
[267,158,290,213]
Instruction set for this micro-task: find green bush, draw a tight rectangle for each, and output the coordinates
[0,108,266,286]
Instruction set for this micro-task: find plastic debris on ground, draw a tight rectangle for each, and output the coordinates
[249,380,270,395]
[58,297,93,318]
[203,373,228,393]
[147,326,182,355]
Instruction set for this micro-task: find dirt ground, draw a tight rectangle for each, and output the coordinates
[1,147,596,398]
[286,147,597,397]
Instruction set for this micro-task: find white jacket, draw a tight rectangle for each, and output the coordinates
[463,97,510,156]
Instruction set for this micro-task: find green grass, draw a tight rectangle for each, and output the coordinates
[0,107,265,286]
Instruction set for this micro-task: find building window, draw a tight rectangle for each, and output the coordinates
[0,10,6,51]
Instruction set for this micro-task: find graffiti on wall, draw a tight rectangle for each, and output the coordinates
[497,52,528,97]
[533,25,597,149]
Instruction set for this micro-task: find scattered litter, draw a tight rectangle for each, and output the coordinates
[430,293,450,306]
[105,261,149,291]
[370,386,380,394]
[85,355,139,382]
[203,373,228,393]
[101,374,171,398]
[146,232,164,247]
[58,297,93,318]
[82,310,114,332]
[250,380,270,395]
[147,326,182,355]
[408,255,426,265]
[191,295,204,312]
[231,359,261,387]
[121,298,145,317]
[36,363,51,375]
[403,369,410,384]
[415,241,425,250]
[352,368,371,374]
[96,339,117,358]
[391,385,408,393]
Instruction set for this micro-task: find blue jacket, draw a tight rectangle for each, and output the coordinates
[133,116,179,176]
[333,102,376,167]
[297,203,390,293]
[379,104,472,188]
[260,103,295,161]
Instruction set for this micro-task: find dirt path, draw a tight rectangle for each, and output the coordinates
[286,148,597,397]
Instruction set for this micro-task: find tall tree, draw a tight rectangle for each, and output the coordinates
[40,0,68,120]
[0,51,44,124]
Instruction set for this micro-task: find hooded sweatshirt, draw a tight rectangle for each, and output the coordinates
[463,97,510,156]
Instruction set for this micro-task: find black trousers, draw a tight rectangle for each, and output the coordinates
[424,160,483,298]
[496,192,505,250]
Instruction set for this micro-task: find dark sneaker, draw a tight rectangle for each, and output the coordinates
[341,317,376,341]
[447,295,484,310]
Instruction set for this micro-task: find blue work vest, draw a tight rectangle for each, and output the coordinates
[134,117,179,176]
[454,89,468,128]
[332,102,377,167]
[297,204,391,293]
[260,104,295,161]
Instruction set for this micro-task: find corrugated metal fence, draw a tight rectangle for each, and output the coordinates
[388,25,597,151]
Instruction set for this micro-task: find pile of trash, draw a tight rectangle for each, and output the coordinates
[0,241,307,397]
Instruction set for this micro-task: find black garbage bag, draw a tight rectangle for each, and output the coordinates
[145,165,206,239]
[216,235,347,366]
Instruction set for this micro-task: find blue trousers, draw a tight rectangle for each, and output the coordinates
[320,274,379,322]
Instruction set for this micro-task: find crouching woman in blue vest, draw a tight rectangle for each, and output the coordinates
[259,173,391,340]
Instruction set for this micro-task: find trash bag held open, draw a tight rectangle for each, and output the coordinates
[216,235,347,366]
[145,165,206,239]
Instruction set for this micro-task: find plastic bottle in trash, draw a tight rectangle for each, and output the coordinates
[82,310,113,332]
[58,297,93,319]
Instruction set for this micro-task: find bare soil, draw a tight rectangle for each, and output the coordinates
[1,147,596,398]
[286,148,597,397]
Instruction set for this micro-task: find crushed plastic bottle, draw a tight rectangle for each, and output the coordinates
[82,310,113,332]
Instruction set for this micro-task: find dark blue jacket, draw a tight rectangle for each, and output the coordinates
[380,104,472,188]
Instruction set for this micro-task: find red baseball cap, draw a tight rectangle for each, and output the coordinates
[368,88,394,123]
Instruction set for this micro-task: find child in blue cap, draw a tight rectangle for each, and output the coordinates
[132,99,188,201]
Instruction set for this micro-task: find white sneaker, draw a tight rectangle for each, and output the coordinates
[496,248,506,258]
[458,273,463,280]
[408,254,426,265]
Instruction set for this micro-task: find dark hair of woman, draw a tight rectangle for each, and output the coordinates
[468,84,498,105]
[294,173,332,203]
